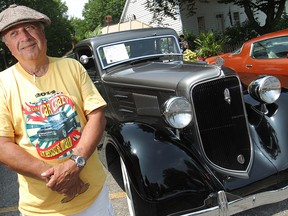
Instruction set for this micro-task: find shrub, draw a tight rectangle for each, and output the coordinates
[194,31,227,59]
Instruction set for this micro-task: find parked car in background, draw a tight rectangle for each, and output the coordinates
[67,27,288,216]
[205,29,288,87]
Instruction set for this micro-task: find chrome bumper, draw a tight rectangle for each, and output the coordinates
[183,185,288,216]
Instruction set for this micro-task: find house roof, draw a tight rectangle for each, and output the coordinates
[101,20,151,34]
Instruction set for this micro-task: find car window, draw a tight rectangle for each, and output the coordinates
[232,47,242,54]
[252,36,288,59]
[97,35,180,69]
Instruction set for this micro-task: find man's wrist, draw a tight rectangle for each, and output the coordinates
[70,155,86,168]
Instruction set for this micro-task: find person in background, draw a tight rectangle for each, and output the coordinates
[179,34,189,53]
[0,4,114,216]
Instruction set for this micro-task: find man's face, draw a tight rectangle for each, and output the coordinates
[2,22,47,62]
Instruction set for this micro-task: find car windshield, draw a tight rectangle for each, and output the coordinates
[97,35,181,69]
[48,113,64,122]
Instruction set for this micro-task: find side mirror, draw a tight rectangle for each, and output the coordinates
[79,55,93,64]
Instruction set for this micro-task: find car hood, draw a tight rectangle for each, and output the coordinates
[103,62,222,92]
[205,53,232,64]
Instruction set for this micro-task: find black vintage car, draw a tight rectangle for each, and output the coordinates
[37,111,76,141]
[68,27,288,216]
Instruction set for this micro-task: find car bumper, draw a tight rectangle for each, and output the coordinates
[182,185,288,216]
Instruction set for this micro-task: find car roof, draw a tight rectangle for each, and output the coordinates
[75,27,179,48]
[247,29,288,44]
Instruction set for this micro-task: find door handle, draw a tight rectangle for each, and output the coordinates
[246,64,253,68]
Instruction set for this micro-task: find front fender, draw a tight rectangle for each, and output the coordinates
[242,90,288,186]
[106,122,222,203]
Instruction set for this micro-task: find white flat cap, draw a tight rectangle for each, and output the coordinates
[0,4,51,33]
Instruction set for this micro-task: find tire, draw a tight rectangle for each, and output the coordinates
[120,157,136,216]
[58,128,67,139]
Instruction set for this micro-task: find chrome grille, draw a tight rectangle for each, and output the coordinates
[192,77,251,171]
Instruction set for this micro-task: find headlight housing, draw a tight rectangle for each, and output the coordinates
[248,76,281,104]
[163,97,193,129]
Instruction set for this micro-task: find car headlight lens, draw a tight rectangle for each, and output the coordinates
[163,97,193,129]
[248,76,281,104]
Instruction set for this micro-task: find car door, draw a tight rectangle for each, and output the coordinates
[245,36,288,75]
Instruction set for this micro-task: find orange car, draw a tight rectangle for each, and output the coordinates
[206,29,288,87]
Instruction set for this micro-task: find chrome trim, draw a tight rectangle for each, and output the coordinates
[223,88,231,104]
[96,34,181,70]
[182,185,288,216]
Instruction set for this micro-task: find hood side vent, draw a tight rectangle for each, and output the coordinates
[133,93,161,116]
[113,91,136,115]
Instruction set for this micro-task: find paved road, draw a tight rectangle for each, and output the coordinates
[1,163,288,216]
[0,164,129,216]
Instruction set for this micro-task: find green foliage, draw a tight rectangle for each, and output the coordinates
[70,18,90,42]
[224,21,259,45]
[273,13,288,31]
[216,0,286,34]
[146,0,286,35]
[194,32,227,59]
[222,13,288,53]
[69,0,126,42]
[85,25,103,38]
[183,31,197,51]
[83,0,126,32]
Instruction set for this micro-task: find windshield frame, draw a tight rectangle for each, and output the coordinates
[96,34,181,70]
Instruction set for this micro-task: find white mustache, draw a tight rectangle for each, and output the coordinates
[20,40,36,50]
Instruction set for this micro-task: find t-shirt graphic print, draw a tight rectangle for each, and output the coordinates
[22,91,81,160]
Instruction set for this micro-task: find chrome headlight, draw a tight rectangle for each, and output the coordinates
[248,76,281,104]
[163,97,193,129]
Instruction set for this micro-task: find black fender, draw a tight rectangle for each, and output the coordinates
[244,90,288,170]
[225,90,288,194]
[105,122,223,209]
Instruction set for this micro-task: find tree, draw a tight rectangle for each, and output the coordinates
[70,0,126,43]
[145,0,287,35]
[218,0,287,34]
[69,17,89,43]
[0,0,74,69]
[82,0,126,32]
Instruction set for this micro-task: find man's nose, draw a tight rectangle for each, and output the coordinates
[19,29,33,40]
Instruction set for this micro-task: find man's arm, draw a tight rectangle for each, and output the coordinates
[42,107,106,195]
[0,137,51,181]
[71,106,107,160]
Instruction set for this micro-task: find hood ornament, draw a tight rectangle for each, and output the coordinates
[224,88,231,104]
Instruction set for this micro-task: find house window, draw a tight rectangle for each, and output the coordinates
[197,16,206,33]
[216,14,224,32]
[233,12,240,25]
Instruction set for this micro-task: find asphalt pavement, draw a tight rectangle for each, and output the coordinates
[0,163,129,216]
[2,163,288,216]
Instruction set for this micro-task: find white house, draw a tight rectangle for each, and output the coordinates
[120,0,288,35]
[120,0,183,32]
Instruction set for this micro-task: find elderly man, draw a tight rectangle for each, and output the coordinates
[0,4,114,216]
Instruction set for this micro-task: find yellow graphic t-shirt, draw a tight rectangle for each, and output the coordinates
[0,57,107,215]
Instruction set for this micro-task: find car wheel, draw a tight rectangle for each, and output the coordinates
[61,128,67,138]
[120,157,136,216]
